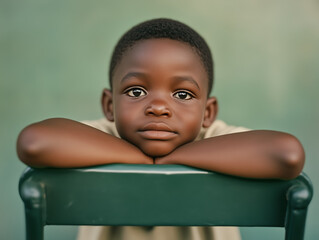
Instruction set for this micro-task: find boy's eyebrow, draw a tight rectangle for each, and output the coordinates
[120,72,147,84]
[171,76,200,90]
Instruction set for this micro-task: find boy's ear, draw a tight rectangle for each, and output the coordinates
[202,96,218,128]
[101,88,114,122]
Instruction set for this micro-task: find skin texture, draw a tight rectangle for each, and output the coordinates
[17,118,153,167]
[17,38,305,179]
[106,39,216,157]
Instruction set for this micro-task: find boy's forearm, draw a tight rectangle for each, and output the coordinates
[156,130,305,180]
[17,118,152,168]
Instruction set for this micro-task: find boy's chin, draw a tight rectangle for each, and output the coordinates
[139,144,176,158]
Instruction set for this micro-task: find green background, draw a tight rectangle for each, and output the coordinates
[1,0,318,239]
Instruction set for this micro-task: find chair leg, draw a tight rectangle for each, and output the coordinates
[285,182,312,240]
[25,207,45,240]
[19,179,46,240]
[285,208,308,240]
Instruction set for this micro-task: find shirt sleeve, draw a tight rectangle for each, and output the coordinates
[197,120,251,140]
[81,118,120,138]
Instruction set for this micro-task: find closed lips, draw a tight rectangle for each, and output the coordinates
[138,123,177,140]
[140,122,176,132]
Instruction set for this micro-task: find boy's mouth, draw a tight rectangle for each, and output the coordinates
[138,123,177,140]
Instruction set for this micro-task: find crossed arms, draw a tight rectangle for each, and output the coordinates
[17,118,305,180]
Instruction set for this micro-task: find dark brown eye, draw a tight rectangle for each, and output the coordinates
[173,91,192,100]
[126,88,146,97]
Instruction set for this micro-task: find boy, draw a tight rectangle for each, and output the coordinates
[17,19,305,240]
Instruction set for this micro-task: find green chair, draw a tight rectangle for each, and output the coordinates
[19,164,313,240]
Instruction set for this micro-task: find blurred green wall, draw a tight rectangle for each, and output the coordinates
[1,0,318,239]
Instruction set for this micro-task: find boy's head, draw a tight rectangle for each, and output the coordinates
[102,18,218,157]
[109,18,214,95]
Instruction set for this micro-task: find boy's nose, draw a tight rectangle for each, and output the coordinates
[145,99,172,117]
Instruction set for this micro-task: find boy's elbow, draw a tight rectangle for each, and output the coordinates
[277,133,305,180]
[17,124,45,167]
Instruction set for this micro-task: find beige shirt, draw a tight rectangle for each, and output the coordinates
[77,118,249,240]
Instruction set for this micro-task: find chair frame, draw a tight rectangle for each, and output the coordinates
[19,164,313,240]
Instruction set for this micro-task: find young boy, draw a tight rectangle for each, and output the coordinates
[17,18,305,240]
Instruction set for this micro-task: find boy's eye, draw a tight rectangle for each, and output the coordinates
[173,91,193,100]
[126,88,146,98]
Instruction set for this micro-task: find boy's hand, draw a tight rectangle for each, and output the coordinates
[154,155,174,165]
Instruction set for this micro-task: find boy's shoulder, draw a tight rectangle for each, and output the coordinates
[81,118,120,137]
[198,119,250,140]
[81,118,249,139]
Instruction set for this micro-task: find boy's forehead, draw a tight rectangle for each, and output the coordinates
[125,38,198,60]
[113,38,208,88]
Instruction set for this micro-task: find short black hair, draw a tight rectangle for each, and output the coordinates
[109,18,214,95]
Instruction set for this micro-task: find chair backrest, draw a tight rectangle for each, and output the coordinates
[19,164,313,240]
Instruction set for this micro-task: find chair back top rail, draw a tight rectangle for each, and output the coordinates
[19,164,313,227]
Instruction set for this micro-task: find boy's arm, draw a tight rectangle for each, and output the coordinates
[17,118,153,168]
[156,130,305,180]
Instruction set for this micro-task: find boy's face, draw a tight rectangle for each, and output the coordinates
[103,38,217,157]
